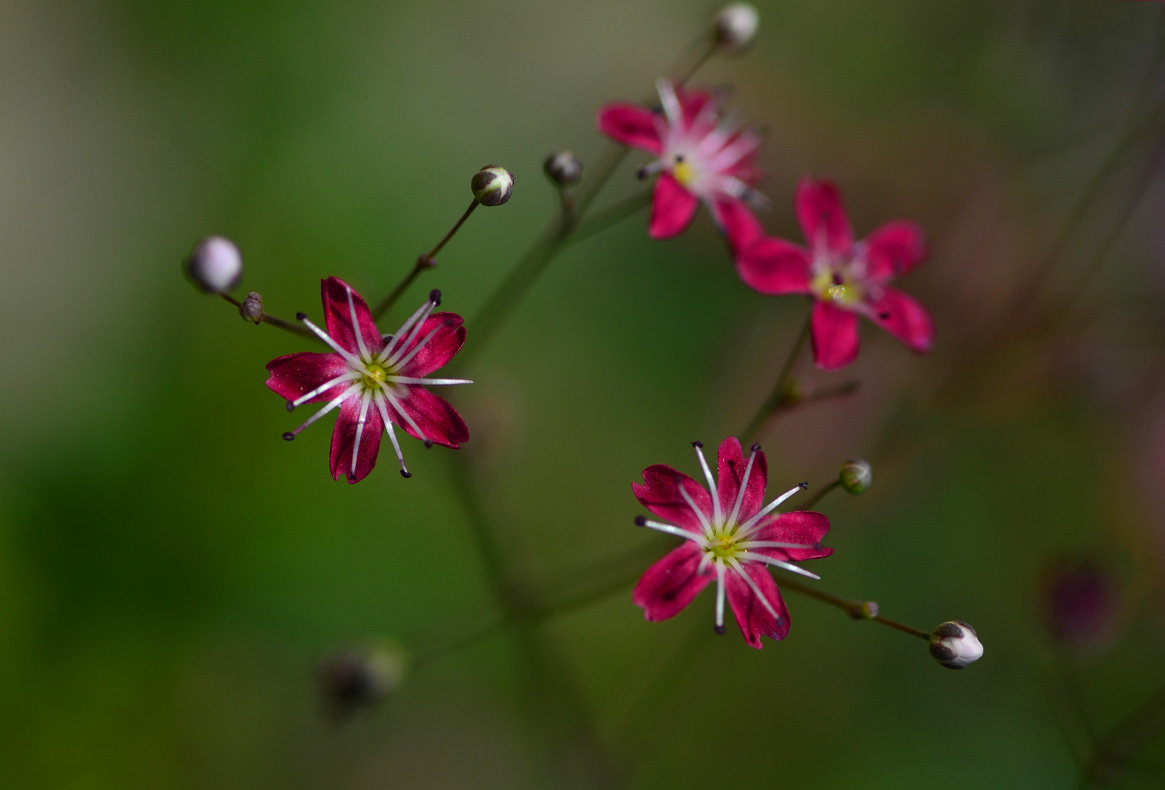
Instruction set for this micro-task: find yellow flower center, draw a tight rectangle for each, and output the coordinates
[706,531,741,561]
[672,159,695,186]
[811,269,863,306]
[362,363,388,390]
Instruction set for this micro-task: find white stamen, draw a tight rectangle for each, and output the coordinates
[737,551,821,580]
[693,444,724,527]
[350,389,372,476]
[736,483,806,538]
[374,396,410,477]
[639,519,706,545]
[299,317,362,367]
[738,540,819,551]
[637,160,667,179]
[676,477,713,537]
[727,559,784,623]
[379,383,430,443]
[346,287,371,361]
[386,375,473,386]
[378,299,435,364]
[289,371,361,408]
[289,382,362,436]
[697,552,714,575]
[386,320,448,371]
[726,446,758,528]
[707,132,758,172]
[656,79,682,126]
[715,562,727,633]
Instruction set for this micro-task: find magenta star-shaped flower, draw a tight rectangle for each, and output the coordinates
[632,437,832,648]
[597,80,765,247]
[735,178,934,370]
[266,277,470,483]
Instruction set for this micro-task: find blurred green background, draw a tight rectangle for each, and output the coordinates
[2,0,1164,787]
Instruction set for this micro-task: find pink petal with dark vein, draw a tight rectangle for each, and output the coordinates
[870,287,933,353]
[715,436,767,523]
[735,236,812,295]
[711,199,765,253]
[329,395,384,484]
[795,178,854,256]
[865,220,928,282]
[648,174,700,239]
[397,313,466,377]
[726,563,791,648]
[265,351,351,402]
[751,511,833,562]
[394,387,468,448]
[596,104,663,154]
[633,543,712,622]
[633,465,713,534]
[321,277,385,357]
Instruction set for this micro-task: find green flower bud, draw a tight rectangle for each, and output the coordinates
[471,165,514,206]
[543,150,583,187]
[929,621,983,669]
[839,458,872,494]
[185,235,242,294]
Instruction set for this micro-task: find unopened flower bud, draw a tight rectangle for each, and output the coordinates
[239,291,263,324]
[317,640,408,720]
[471,165,514,206]
[714,3,759,51]
[543,150,583,187]
[839,458,872,495]
[185,235,242,294]
[929,621,983,669]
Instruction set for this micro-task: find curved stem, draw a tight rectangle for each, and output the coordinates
[740,308,812,442]
[802,480,841,511]
[775,576,929,639]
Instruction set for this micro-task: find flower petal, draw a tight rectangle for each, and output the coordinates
[321,277,385,358]
[633,543,712,622]
[795,178,853,256]
[865,220,928,282]
[870,287,933,353]
[726,563,790,648]
[329,394,384,484]
[810,300,860,370]
[596,103,663,154]
[265,351,351,402]
[648,173,699,239]
[397,312,466,377]
[716,437,767,524]
[633,464,713,534]
[675,85,715,130]
[751,511,833,562]
[393,387,469,448]
[710,198,765,253]
[735,236,812,295]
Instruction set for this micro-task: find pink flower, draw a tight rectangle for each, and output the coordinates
[736,178,934,370]
[597,80,765,248]
[632,437,832,648]
[266,277,470,483]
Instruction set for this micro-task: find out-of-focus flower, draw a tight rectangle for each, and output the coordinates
[266,278,470,482]
[632,437,831,648]
[597,80,766,248]
[185,235,243,294]
[317,641,408,721]
[928,621,983,669]
[736,178,933,370]
[543,150,583,186]
[1041,559,1118,649]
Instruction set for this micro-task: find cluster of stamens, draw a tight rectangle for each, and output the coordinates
[635,441,820,634]
[282,287,471,478]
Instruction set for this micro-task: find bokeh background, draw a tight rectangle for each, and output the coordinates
[2,0,1164,786]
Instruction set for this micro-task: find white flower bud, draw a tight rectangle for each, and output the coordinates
[714,3,759,51]
[929,621,983,669]
[471,165,514,206]
[839,458,872,494]
[185,235,242,294]
[543,150,583,186]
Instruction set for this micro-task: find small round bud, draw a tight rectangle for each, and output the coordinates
[714,3,759,51]
[929,621,983,669]
[471,165,514,206]
[839,458,872,495]
[317,641,408,720]
[239,291,263,324]
[543,150,583,187]
[185,235,242,294]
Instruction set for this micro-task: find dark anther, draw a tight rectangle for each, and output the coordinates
[674,154,685,163]
[634,516,648,527]
[282,432,295,441]
[714,624,726,635]
[424,440,434,449]
[286,401,296,412]
[878,311,891,321]
[636,166,650,180]
[799,481,809,489]
[750,443,762,453]
[831,273,843,286]
[429,289,442,305]
[400,469,412,479]
[691,440,704,448]
[295,311,307,321]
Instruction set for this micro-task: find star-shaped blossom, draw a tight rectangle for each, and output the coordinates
[597,80,765,248]
[735,178,934,370]
[266,277,470,483]
[632,437,832,648]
